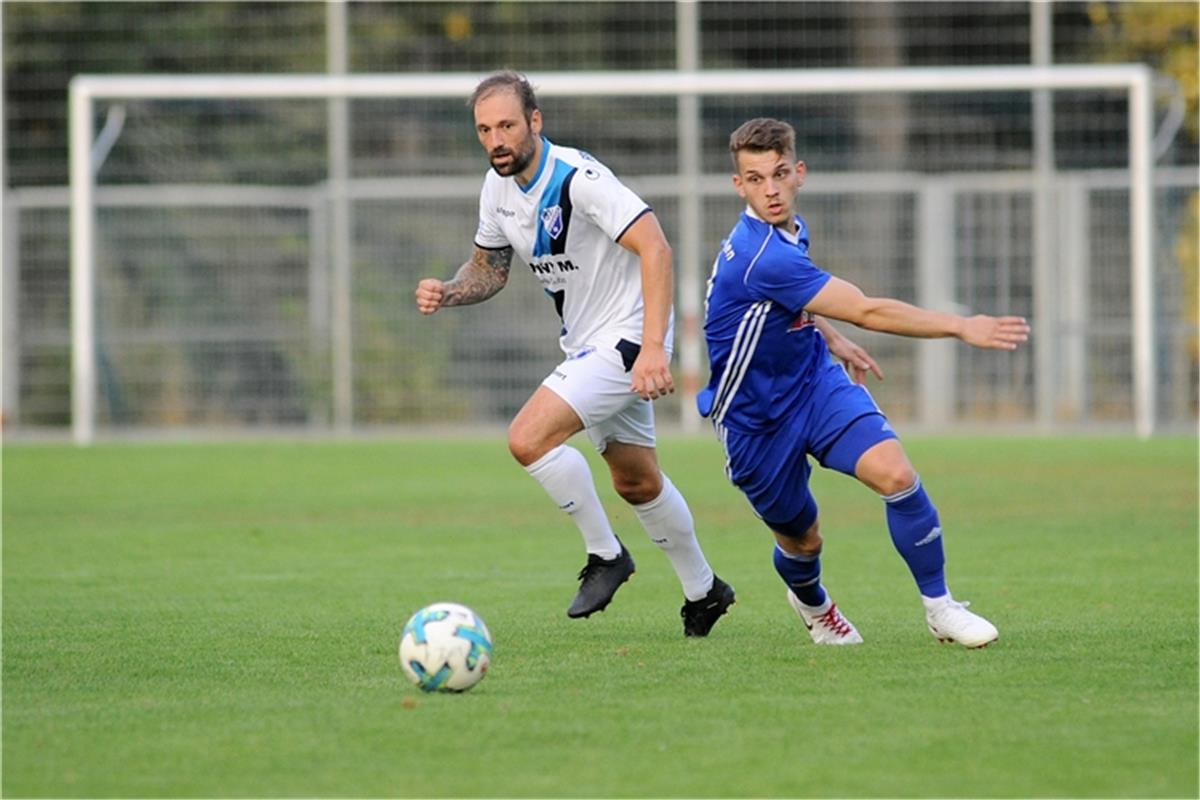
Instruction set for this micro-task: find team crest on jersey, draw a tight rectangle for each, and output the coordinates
[789,310,816,331]
[541,206,564,240]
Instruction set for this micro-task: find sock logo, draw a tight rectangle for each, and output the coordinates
[914,526,942,547]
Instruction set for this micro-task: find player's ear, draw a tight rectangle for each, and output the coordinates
[529,109,543,135]
[795,160,807,186]
[732,174,747,199]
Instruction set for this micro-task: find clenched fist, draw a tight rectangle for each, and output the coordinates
[415,279,446,315]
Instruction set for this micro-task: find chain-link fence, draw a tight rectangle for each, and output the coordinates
[5,2,1197,437]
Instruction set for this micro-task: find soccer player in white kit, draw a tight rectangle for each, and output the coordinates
[415,71,734,636]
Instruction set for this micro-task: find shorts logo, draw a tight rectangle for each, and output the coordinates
[583,167,601,181]
[541,206,564,240]
[568,346,595,360]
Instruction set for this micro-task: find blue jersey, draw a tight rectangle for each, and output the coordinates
[698,209,833,434]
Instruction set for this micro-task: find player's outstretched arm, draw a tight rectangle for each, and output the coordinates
[415,245,514,315]
[806,276,1030,350]
[957,313,1033,350]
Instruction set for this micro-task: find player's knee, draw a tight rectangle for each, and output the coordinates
[794,521,823,555]
[776,518,822,556]
[507,426,547,467]
[770,495,822,555]
[855,440,919,496]
[874,462,918,497]
[612,470,662,505]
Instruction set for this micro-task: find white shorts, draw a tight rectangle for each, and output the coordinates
[540,341,657,453]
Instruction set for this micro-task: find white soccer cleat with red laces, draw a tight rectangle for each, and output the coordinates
[787,591,864,645]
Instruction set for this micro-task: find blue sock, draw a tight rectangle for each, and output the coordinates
[773,544,827,607]
[883,477,947,598]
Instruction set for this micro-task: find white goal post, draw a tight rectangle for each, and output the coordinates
[68,65,1158,444]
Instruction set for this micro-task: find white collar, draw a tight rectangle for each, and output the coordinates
[745,205,800,244]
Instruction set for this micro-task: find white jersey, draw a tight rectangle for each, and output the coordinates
[474,138,670,357]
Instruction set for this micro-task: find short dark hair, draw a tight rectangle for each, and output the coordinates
[468,70,539,121]
[728,117,796,169]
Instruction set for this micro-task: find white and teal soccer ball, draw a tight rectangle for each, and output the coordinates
[399,602,493,693]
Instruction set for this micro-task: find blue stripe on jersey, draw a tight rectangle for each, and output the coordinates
[533,159,578,258]
[519,137,552,195]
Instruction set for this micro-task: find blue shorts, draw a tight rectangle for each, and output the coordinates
[720,359,898,527]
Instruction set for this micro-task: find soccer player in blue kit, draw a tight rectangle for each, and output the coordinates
[415,71,734,636]
[700,118,1030,647]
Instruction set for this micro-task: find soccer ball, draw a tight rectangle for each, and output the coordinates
[399,602,493,693]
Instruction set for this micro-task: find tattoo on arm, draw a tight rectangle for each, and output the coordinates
[442,246,513,307]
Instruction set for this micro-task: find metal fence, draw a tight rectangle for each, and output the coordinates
[4,2,1197,439]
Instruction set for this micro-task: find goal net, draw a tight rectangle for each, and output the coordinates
[54,67,1192,443]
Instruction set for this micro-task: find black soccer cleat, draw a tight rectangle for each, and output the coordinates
[567,543,635,618]
[680,575,736,637]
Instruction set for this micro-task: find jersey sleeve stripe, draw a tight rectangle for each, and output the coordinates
[614,207,653,243]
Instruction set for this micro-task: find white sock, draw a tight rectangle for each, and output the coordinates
[632,473,714,601]
[524,445,622,559]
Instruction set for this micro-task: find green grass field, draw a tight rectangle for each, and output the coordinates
[3,435,1197,798]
